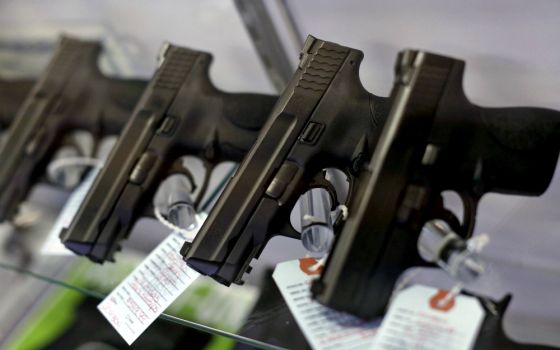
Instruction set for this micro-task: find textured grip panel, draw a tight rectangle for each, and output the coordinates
[483,107,560,150]
[154,48,198,90]
[296,41,348,93]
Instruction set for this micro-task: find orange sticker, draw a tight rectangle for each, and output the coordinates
[429,290,455,312]
[299,257,324,275]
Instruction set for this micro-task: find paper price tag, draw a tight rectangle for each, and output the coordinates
[372,285,484,350]
[41,166,101,255]
[273,259,380,350]
[97,215,204,345]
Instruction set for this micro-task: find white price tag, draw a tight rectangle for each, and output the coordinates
[273,259,380,350]
[97,215,204,345]
[372,285,484,350]
[41,166,101,255]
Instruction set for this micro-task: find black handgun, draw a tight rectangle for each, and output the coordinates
[0,36,147,222]
[0,78,34,130]
[472,293,556,349]
[60,43,277,263]
[312,50,560,318]
[181,36,389,285]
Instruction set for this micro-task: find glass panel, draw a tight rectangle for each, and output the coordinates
[0,188,305,349]
[3,175,560,348]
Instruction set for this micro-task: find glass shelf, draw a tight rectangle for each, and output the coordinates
[0,261,288,350]
[3,169,560,349]
[0,188,306,350]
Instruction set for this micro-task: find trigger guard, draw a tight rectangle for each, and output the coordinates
[308,172,338,211]
[142,201,157,219]
[429,193,473,238]
[459,192,480,239]
[60,135,87,158]
[166,159,197,193]
[275,216,301,240]
[341,168,355,207]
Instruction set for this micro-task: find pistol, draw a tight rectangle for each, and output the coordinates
[60,43,277,263]
[181,36,389,285]
[312,50,560,318]
[472,293,556,349]
[0,36,146,221]
[0,78,34,130]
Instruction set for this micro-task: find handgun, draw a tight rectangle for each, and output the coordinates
[181,36,389,285]
[472,293,556,349]
[60,43,277,263]
[0,78,34,129]
[0,36,147,222]
[312,50,560,318]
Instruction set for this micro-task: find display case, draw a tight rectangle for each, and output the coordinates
[1,1,560,349]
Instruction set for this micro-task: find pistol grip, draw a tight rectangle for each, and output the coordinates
[476,106,560,196]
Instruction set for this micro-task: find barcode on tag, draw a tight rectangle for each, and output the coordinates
[372,285,484,350]
[41,166,101,255]
[97,216,204,345]
[273,259,380,350]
